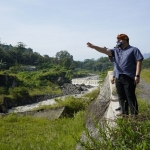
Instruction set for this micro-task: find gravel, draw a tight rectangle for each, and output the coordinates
[138,79,150,103]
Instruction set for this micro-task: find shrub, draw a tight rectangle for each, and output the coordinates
[79,117,150,150]
[32,88,99,115]
[0,87,8,94]
[9,87,29,99]
[79,99,150,150]
[54,96,87,114]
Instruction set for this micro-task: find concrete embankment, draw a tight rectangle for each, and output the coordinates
[76,71,120,150]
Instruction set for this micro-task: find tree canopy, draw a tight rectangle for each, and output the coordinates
[0,42,130,72]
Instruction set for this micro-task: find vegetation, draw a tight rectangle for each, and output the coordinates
[0,82,150,150]
[0,59,6,71]
[33,87,100,113]
[141,69,150,84]
[0,67,99,105]
[0,88,100,150]
[77,69,150,150]
[0,42,113,104]
[0,111,85,150]
[0,42,113,72]
[79,98,150,150]
[0,42,150,149]
[142,57,150,69]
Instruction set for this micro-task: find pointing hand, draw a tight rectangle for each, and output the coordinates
[87,42,95,48]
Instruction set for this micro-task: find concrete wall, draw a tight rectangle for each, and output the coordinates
[76,71,120,150]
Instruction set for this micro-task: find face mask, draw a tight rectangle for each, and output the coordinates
[116,41,122,47]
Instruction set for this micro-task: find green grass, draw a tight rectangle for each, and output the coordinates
[141,69,150,84]
[78,75,150,150]
[29,86,62,96]
[0,111,85,150]
[32,87,100,112]
[1,70,150,150]
[79,98,150,150]
[0,88,99,150]
[0,95,4,103]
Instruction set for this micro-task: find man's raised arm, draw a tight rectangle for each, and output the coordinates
[87,42,112,56]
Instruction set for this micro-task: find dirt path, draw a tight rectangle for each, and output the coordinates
[137,79,150,103]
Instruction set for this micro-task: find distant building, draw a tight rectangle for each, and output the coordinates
[26,66,36,71]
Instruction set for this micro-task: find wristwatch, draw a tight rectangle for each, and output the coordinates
[135,75,140,78]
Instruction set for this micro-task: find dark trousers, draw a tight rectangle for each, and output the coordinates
[115,74,138,115]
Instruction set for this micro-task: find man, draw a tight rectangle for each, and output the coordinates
[87,34,144,116]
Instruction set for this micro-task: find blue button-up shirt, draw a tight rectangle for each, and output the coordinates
[110,45,144,79]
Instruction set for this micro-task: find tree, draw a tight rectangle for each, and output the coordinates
[74,61,83,68]
[83,59,95,70]
[16,42,26,52]
[0,59,6,70]
[55,50,74,69]
[62,57,72,69]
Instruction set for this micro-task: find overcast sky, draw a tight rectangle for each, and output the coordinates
[0,0,150,61]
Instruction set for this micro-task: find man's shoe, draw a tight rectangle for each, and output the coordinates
[115,107,121,111]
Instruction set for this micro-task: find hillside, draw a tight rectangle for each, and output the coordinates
[143,53,150,59]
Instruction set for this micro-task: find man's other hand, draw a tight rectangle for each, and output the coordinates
[134,77,140,85]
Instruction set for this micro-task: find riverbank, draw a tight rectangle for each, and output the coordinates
[0,78,99,113]
[8,86,98,113]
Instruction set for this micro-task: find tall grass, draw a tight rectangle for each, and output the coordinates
[79,98,150,150]
[0,88,99,150]
[75,70,150,149]
[1,69,150,150]
[33,87,100,112]
[141,69,150,84]
[29,86,62,96]
[0,111,85,150]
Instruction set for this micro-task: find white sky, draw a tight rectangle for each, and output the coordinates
[0,0,150,61]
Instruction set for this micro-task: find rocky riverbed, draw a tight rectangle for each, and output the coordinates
[7,84,97,113]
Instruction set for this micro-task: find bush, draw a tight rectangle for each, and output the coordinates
[9,87,29,99]
[54,96,87,114]
[79,117,150,150]
[33,88,99,115]
[0,87,8,94]
[79,99,150,150]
